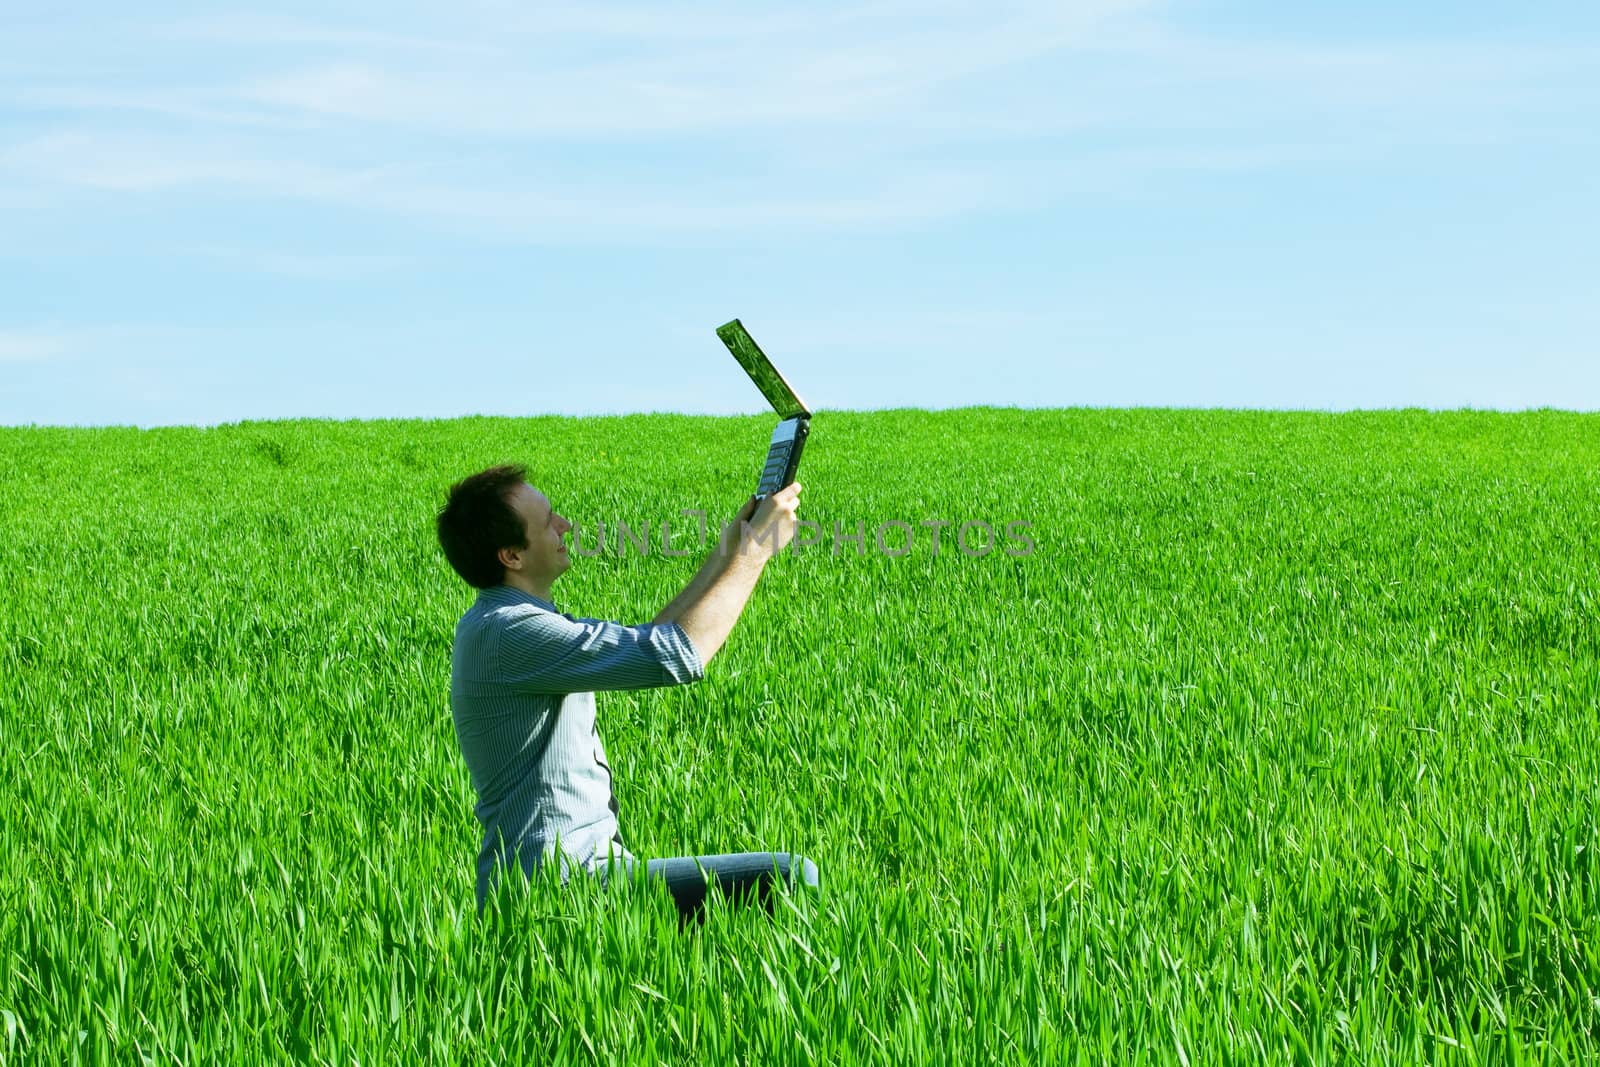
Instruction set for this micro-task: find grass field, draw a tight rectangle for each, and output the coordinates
[2,408,1597,1064]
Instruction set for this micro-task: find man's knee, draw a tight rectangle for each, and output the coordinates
[782,852,820,890]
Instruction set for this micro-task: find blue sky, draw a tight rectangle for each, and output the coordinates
[2,1,1598,426]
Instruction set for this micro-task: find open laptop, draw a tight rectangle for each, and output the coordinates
[716,319,810,501]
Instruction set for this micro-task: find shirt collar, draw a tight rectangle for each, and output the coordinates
[476,583,558,613]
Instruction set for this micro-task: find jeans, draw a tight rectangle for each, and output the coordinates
[590,837,821,925]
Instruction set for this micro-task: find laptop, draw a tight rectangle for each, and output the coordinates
[716,319,810,501]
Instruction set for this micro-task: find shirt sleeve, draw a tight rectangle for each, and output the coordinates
[493,606,706,694]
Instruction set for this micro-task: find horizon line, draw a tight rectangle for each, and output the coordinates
[3,402,1598,432]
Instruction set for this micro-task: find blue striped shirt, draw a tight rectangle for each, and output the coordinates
[449,584,705,910]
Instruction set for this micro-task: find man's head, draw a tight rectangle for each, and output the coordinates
[436,464,572,595]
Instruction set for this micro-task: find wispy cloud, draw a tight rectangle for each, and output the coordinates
[9,86,327,132]
[2,2,1596,242]
[2,131,404,197]
[0,1,1160,237]
[182,244,418,281]
[0,329,72,363]
[154,12,503,56]
[0,129,1002,239]
[224,1,1149,136]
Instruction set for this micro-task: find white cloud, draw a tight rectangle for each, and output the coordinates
[0,129,1001,239]
[182,244,418,280]
[0,1,1163,238]
[2,1,1595,243]
[231,1,1148,136]
[0,329,71,363]
[9,86,327,132]
[155,12,502,56]
[5,1,1153,138]
[2,131,404,197]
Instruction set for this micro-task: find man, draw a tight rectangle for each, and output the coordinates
[435,463,819,923]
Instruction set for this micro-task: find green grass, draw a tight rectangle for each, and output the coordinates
[1,408,1597,1064]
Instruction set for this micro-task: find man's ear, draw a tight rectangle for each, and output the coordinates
[497,545,522,572]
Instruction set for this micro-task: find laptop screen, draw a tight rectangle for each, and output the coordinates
[717,319,810,419]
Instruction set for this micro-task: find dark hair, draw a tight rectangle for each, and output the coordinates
[436,464,530,588]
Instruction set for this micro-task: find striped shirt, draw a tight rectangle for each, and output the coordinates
[449,584,705,910]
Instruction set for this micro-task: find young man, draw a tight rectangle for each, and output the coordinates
[435,464,819,923]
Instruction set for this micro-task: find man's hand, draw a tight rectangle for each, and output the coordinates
[721,482,802,560]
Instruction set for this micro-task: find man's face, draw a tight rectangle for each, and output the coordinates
[504,483,572,590]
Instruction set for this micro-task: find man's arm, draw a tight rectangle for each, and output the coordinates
[497,611,705,694]
[653,483,801,665]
